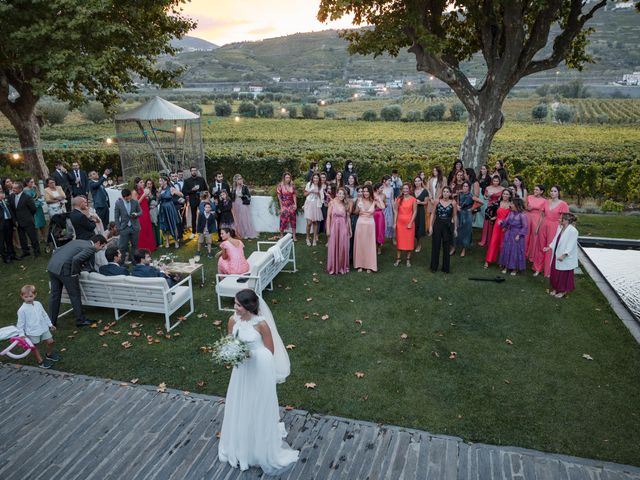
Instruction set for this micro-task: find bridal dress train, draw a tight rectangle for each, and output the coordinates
[218,299,298,475]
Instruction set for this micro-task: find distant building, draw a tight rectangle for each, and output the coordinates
[622,72,640,86]
[272,77,281,83]
[248,86,264,93]
[347,79,374,89]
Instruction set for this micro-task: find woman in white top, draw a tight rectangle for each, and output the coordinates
[543,212,579,298]
[303,173,324,246]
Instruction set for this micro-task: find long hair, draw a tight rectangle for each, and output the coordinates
[512,197,525,213]
[232,173,244,192]
[280,171,292,186]
[144,178,157,196]
[514,175,526,198]
[235,289,260,315]
[220,226,237,239]
[133,176,143,193]
[335,187,350,210]
[398,182,413,206]
[439,185,452,200]
[432,166,444,186]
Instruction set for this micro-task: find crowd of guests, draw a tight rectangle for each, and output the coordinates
[280,159,579,299]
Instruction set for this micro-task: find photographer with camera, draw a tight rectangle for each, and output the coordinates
[88,168,112,226]
[114,188,141,263]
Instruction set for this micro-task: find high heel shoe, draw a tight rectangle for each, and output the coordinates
[406,260,411,267]
[393,259,401,267]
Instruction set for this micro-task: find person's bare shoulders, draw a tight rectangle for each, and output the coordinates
[227,314,235,333]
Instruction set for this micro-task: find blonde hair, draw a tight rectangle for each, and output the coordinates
[20,285,36,296]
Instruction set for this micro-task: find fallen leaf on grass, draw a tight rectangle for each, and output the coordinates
[178,316,187,322]
[505,338,513,345]
[173,332,181,337]
[215,431,221,439]
[157,382,167,393]
[449,352,457,360]
[196,380,205,387]
[360,330,367,335]
[90,323,97,328]
[156,330,163,336]
[213,320,222,326]
[60,348,67,353]
[121,341,132,349]
[304,382,317,389]
[130,378,139,384]
[154,338,161,344]
[365,287,371,291]
[582,353,594,361]
[312,278,319,283]
[303,315,310,320]
[437,296,442,301]
[98,332,105,337]
[400,333,408,340]
[355,371,365,379]
[197,313,208,318]
[354,319,363,325]
[101,343,108,348]
[164,334,172,340]
[67,335,75,339]
[271,299,279,304]
[306,297,313,302]
[130,322,142,329]
[286,344,296,350]
[284,405,294,411]
[504,379,511,384]
[432,351,440,358]
[412,278,418,283]
[321,314,329,321]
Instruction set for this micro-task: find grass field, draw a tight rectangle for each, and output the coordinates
[1,218,639,466]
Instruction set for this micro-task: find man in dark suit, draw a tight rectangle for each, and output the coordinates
[52,161,72,211]
[47,234,107,327]
[0,190,18,263]
[69,161,89,198]
[98,245,129,276]
[70,196,99,241]
[89,168,111,227]
[114,188,142,261]
[210,172,230,233]
[131,248,177,287]
[183,166,208,239]
[9,181,40,258]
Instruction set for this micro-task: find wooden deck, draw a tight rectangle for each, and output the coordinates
[1,364,639,480]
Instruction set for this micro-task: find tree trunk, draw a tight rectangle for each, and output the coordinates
[459,105,504,171]
[0,90,48,179]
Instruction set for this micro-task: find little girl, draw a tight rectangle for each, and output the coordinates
[16,285,58,369]
[499,198,529,275]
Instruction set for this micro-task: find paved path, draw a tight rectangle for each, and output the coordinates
[1,364,639,480]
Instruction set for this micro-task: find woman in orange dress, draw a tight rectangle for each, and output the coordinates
[393,183,417,267]
[352,185,377,273]
[526,184,547,274]
[539,185,570,278]
[484,188,513,268]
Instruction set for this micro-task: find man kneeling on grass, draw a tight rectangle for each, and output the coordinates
[16,285,59,369]
[131,248,179,287]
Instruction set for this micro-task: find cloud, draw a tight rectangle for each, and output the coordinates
[247,26,278,36]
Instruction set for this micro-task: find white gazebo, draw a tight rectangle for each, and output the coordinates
[114,96,205,180]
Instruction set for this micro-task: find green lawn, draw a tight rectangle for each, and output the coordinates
[578,213,640,239]
[1,217,639,466]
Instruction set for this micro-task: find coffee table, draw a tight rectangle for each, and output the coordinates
[164,262,205,287]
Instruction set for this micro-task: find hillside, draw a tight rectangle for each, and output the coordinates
[169,7,639,84]
[170,36,218,52]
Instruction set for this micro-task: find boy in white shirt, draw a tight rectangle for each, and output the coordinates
[16,285,58,369]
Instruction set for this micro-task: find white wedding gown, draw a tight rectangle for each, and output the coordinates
[218,314,299,475]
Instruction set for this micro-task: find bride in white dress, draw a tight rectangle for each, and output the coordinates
[218,289,299,475]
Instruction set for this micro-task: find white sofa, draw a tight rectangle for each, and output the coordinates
[215,233,297,311]
[59,271,194,332]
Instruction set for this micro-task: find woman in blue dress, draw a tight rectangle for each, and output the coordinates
[158,176,182,249]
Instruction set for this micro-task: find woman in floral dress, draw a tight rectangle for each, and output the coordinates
[276,172,297,241]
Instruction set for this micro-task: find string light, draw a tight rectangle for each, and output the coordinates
[176,126,183,133]
[319,100,326,106]
[12,152,20,160]
[281,107,287,113]
[105,137,113,144]
[234,116,240,122]
[353,93,359,99]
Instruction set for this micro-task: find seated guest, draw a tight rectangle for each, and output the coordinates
[131,248,176,287]
[70,196,99,241]
[216,227,249,275]
[99,246,129,276]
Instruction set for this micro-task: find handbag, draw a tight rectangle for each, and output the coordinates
[484,201,499,220]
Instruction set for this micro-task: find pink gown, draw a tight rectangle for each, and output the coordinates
[373,203,385,246]
[136,189,157,252]
[353,201,377,271]
[231,188,257,239]
[526,196,546,271]
[217,240,250,275]
[326,205,350,275]
[540,200,569,277]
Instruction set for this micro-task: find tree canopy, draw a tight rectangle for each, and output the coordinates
[318,0,614,167]
[0,0,196,176]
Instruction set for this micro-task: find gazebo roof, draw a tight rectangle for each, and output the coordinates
[115,96,199,121]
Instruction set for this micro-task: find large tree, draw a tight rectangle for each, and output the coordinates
[318,0,612,168]
[0,0,196,178]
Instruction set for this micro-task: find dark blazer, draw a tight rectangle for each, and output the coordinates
[47,239,96,276]
[230,185,251,204]
[210,180,230,199]
[52,169,71,194]
[114,198,141,232]
[183,176,208,204]
[70,209,96,241]
[0,199,14,228]
[69,169,89,197]
[9,192,36,228]
[131,264,174,287]
[89,175,110,209]
[99,262,129,276]
[196,212,216,234]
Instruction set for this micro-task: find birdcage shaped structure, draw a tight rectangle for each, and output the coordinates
[114,96,205,181]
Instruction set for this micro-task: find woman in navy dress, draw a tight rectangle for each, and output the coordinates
[158,176,181,249]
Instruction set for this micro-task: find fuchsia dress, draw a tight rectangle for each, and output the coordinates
[326,204,350,275]
[217,240,250,275]
[539,200,569,277]
[526,195,546,267]
[373,200,385,246]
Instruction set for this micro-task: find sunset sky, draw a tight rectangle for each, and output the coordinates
[182,0,356,46]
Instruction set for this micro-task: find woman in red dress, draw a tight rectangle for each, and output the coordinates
[484,188,513,268]
[539,185,569,278]
[479,175,503,247]
[132,177,157,252]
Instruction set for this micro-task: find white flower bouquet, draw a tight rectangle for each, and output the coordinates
[158,253,177,265]
[212,335,251,367]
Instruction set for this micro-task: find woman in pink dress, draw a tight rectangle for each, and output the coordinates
[479,175,504,247]
[216,227,250,275]
[373,182,386,255]
[132,177,157,252]
[526,184,547,274]
[393,183,417,267]
[277,173,297,241]
[539,185,569,278]
[230,174,257,240]
[326,188,352,275]
[353,185,377,273]
[484,188,513,268]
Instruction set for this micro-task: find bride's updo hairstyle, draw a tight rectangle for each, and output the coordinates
[235,289,260,315]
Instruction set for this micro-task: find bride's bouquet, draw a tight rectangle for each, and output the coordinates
[212,335,251,367]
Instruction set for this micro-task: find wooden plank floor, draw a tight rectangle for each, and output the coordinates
[1,364,639,480]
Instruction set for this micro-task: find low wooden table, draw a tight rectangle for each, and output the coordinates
[163,262,205,287]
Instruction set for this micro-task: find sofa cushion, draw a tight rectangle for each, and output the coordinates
[124,276,169,292]
[215,275,258,297]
